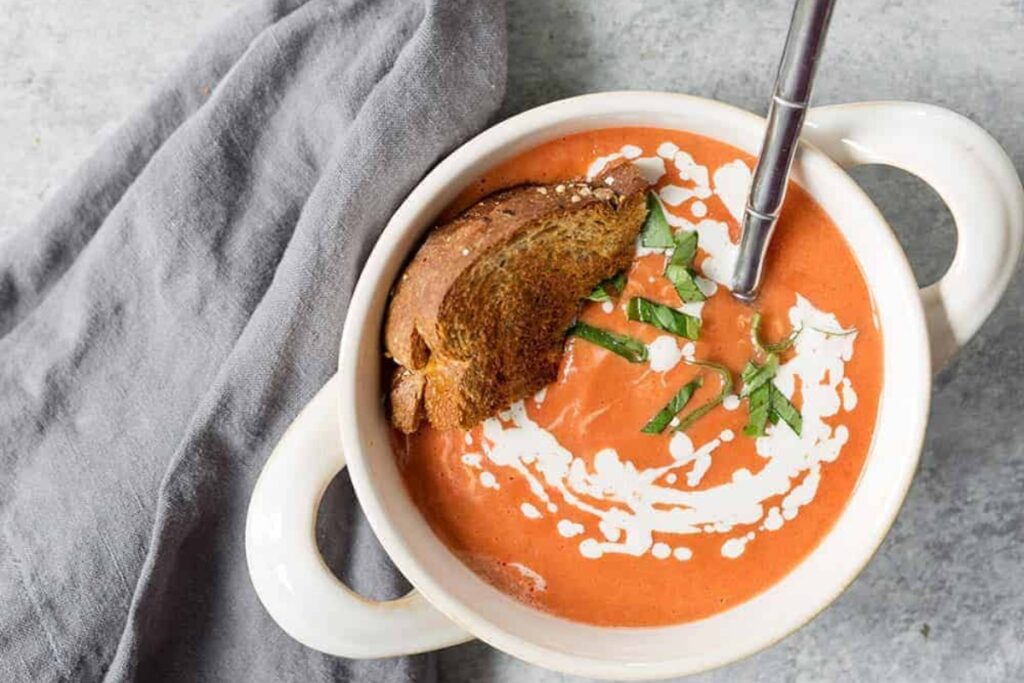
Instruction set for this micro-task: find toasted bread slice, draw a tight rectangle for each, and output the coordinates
[385,160,649,433]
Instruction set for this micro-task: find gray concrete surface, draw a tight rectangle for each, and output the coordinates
[3,0,1022,680]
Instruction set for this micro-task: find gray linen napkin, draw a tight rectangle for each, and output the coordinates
[0,0,505,679]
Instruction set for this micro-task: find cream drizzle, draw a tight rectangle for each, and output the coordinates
[466,143,858,563]
[478,295,857,562]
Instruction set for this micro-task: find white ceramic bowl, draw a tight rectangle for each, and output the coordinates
[246,93,1023,679]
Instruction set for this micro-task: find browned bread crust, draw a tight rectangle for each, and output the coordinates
[385,160,649,433]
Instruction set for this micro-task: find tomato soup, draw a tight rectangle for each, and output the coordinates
[391,128,883,627]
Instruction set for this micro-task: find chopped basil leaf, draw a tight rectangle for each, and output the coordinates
[743,382,772,437]
[693,360,734,396]
[749,313,762,351]
[739,354,778,397]
[750,312,801,355]
[627,297,701,340]
[765,330,800,353]
[769,387,802,435]
[810,325,858,337]
[640,192,675,248]
[675,399,717,432]
[586,271,628,302]
[740,360,757,384]
[665,264,706,303]
[741,354,802,437]
[642,377,703,434]
[664,230,705,303]
[668,230,699,268]
[675,361,733,431]
[568,322,648,363]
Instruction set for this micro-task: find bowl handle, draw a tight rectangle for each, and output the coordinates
[803,102,1023,370]
[245,374,471,657]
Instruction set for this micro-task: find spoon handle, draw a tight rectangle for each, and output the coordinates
[731,0,837,301]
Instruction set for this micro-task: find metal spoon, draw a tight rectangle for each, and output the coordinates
[731,0,837,301]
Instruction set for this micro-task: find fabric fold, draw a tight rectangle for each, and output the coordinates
[0,0,506,680]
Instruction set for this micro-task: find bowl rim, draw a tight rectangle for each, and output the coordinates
[337,91,931,679]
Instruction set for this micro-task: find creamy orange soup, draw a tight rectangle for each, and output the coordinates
[392,128,882,627]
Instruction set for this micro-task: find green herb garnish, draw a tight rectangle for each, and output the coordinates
[627,297,701,340]
[668,230,698,267]
[665,264,706,303]
[642,377,703,434]
[750,312,800,355]
[675,361,733,431]
[664,231,706,303]
[743,382,772,437]
[586,271,627,302]
[740,354,779,397]
[640,192,675,248]
[741,355,802,436]
[569,322,648,363]
[769,387,802,435]
[810,325,858,337]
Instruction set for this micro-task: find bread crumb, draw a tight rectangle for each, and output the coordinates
[579,186,592,196]
[604,177,615,185]
[555,184,566,194]
[537,187,548,195]
[570,195,581,203]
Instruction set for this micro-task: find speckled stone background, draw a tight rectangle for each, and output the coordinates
[3,0,1022,681]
